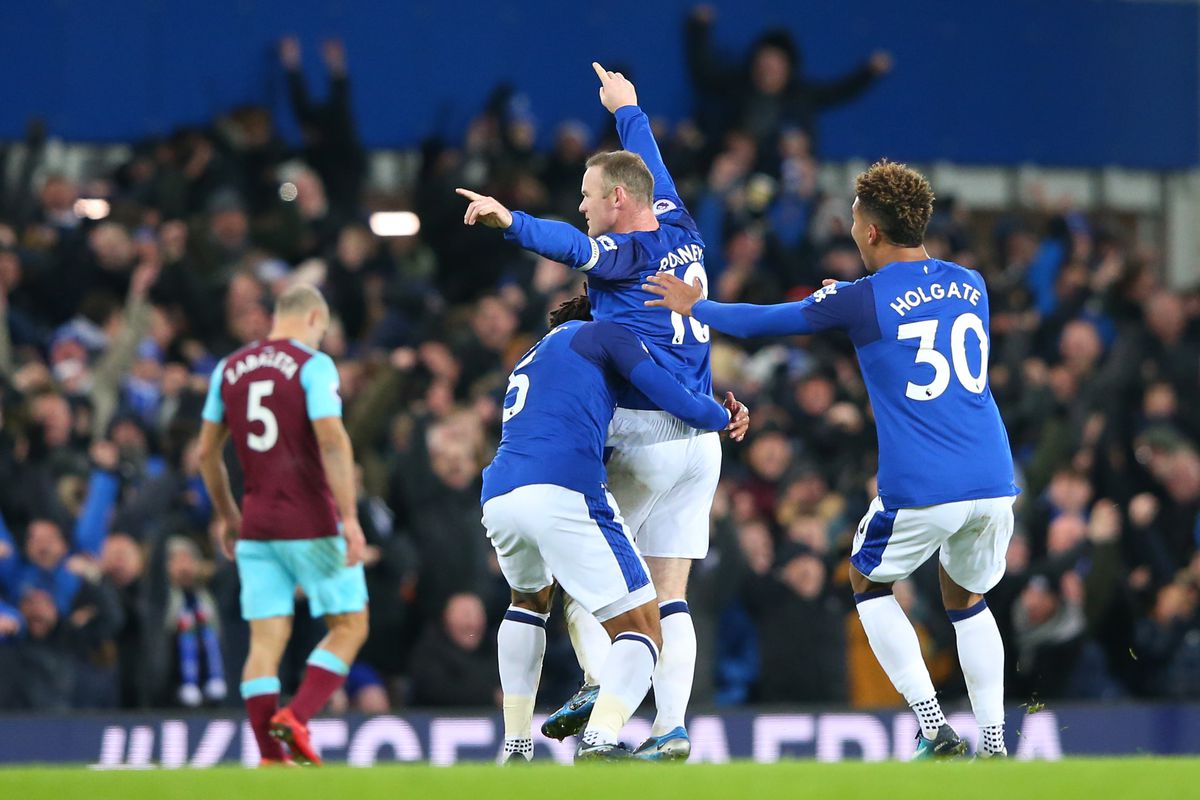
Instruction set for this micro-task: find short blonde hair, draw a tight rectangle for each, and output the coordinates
[585,151,654,206]
[275,283,328,318]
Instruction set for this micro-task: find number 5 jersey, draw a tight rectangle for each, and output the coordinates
[201,339,342,540]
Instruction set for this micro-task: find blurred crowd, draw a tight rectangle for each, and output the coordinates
[0,8,1198,716]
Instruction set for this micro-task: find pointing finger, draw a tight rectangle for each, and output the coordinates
[456,187,484,201]
[591,62,608,83]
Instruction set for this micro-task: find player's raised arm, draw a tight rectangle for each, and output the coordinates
[643,271,870,340]
[592,62,681,204]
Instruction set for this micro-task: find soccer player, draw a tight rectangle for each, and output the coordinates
[484,293,746,762]
[458,63,721,761]
[644,160,1018,759]
[197,284,368,766]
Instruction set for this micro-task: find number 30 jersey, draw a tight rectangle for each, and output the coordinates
[201,339,341,540]
[503,105,712,410]
[692,258,1018,510]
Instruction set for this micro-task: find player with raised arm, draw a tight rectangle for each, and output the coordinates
[644,160,1018,760]
[197,284,368,767]
[458,63,729,761]
[487,294,747,762]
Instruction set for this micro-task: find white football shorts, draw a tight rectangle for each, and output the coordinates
[482,484,656,622]
[850,494,1016,594]
[604,408,723,560]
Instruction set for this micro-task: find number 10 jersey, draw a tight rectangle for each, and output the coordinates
[202,338,341,540]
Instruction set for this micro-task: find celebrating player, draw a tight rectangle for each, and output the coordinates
[485,293,745,762]
[644,160,1018,759]
[458,62,725,761]
[197,284,368,766]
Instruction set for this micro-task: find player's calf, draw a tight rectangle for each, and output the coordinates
[499,586,554,763]
[241,616,292,765]
[290,612,366,721]
[576,601,661,759]
[851,566,952,751]
[940,566,1007,757]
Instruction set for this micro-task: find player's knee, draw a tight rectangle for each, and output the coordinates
[848,564,872,594]
[331,609,370,645]
[511,586,554,615]
[647,557,691,600]
[629,604,664,649]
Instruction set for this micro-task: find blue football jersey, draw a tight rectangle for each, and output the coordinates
[481,319,730,505]
[504,105,712,410]
[692,258,1018,510]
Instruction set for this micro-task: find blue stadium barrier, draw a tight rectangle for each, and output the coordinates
[0,705,1196,765]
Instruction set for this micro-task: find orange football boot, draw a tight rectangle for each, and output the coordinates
[269,707,322,766]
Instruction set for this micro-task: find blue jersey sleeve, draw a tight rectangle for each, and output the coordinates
[201,359,227,423]
[505,212,642,281]
[692,279,881,346]
[299,353,343,420]
[572,321,730,431]
[614,106,681,206]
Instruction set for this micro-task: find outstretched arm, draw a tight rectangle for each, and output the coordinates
[456,188,642,280]
[811,52,892,109]
[684,6,741,96]
[593,63,680,203]
[644,272,865,339]
[629,359,732,433]
[572,321,742,434]
[281,36,317,124]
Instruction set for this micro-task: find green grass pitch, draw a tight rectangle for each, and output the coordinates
[1,760,1198,800]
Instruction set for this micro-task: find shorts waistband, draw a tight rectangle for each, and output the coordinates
[611,407,708,444]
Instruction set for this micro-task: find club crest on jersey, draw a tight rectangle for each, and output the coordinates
[596,235,618,252]
[810,284,839,303]
[658,243,704,271]
[653,198,677,215]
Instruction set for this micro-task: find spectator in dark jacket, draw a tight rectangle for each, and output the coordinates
[280,37,366,220]
[684,5,892,168]
[408,592,497,707]
[744,543,848,703]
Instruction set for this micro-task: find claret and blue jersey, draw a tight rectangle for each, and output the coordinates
[503,104,713,410]
[691,258,1018,510]
[481,319,729,505]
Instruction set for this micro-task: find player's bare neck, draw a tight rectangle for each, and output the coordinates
[871,244,930,271]
[612,208,660,235]
[267,325,307,347]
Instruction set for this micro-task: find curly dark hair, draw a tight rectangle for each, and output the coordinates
[854,159,934,247]
[548,292,592,328]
